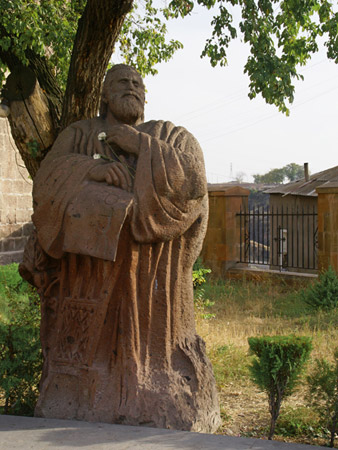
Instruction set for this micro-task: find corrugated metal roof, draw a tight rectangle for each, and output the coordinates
[265,165,338,197]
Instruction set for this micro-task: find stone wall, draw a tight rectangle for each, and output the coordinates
[201,186,250,278]
[317,183,338,272]
[0,118,33,265]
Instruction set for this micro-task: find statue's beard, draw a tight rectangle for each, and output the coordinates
[110,94,144,125]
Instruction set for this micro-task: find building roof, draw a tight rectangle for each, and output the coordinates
[208,182,275,192]
[265,165,338,197]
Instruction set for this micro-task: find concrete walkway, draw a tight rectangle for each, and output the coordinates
[0,415,327,450]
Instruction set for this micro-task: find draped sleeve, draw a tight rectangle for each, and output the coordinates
[32,121,133,261]
[131,121,208,243]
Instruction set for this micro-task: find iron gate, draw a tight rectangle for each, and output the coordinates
[237,206,318,271]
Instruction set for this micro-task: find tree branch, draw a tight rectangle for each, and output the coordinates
[60,0,134,130]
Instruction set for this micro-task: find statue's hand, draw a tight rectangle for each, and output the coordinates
[89,160,132,192]
[106,124,140,156]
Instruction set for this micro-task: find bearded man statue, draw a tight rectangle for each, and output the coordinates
[20,64,220,432]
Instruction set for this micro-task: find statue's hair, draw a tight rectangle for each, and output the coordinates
[99,64,145,119]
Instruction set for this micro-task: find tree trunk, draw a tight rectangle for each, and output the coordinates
[60,0,133,130]
[8,79,56,179]
[3,0,133,175]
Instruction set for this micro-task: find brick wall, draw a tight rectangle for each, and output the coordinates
[0,118,33,265]
[317,183,338,272]
[201,186,250,278]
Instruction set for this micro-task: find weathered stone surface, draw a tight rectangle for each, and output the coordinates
[20,65,220,432]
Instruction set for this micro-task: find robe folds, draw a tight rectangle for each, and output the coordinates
[22,118,220,431]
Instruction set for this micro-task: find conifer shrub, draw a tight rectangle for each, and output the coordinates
[307,348,338,448]
[302,266,338,311]
[0,264,42,416]
[248,335,312,440]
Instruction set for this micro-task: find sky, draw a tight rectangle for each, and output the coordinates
[128,4,338,183]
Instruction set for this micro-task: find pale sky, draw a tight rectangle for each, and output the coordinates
[132,4,338,183]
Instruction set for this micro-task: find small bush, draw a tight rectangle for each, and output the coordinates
[307,348,338,448]
[0,264,42,416]
[248,335,312,440]
[302,266,338,311]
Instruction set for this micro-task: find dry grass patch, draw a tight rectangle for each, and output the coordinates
[195,277,338,447]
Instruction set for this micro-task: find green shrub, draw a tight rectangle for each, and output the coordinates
[248,335,312,440]
[307,348,338,448]
[0,264,42,416]
[302,266,338,311]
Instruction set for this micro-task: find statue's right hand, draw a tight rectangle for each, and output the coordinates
[89,161,132,192]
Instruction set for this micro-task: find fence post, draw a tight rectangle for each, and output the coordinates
[316,183,338,272]
[201,186,250,278]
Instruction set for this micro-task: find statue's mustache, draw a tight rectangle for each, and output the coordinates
[121,91,143,103]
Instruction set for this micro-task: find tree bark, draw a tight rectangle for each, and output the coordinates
[2,0,133,176]
[8,78,56,178]
[60,0,133,130]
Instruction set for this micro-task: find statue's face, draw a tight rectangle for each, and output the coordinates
[103,68,145,124]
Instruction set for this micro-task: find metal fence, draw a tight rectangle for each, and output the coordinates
[237,206,318,271]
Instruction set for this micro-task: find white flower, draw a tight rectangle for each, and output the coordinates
[93,153,101,160]
[98,132,107,141]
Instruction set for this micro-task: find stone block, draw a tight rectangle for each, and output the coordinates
[16,208,33,224]
[0,250,24,265]
[1,237,16,252]
[14,236,27,251]
[23,222,34,236]
[17,194,33,209]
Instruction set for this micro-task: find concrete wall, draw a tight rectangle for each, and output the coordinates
[317,183,338,272]
[0,118,33,265]
[201,186,250,278]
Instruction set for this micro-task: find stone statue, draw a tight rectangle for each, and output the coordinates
[20,64,220,432]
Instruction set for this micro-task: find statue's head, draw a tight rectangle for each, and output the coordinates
[100,64,145,125]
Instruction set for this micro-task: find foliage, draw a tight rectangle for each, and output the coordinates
[187,0,338,114]
[0,0,183,90]
[253,163,305,184]
[307,348,338,448]
[2,0,338,116]
[248,335,312,439]
[0,264,42,416]
[192,258,214,319]
[274,406,323,438]
[302,266,338,311]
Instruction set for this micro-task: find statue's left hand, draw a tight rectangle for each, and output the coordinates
[106,124,140,156]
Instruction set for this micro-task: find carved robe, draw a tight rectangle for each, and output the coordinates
[21,118,220,431]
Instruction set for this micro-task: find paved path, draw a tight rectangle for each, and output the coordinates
[0,415,327,450]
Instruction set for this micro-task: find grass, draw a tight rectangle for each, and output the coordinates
[195,276,338,447]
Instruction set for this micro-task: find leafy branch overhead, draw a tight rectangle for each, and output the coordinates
[170,0,338,114]
[1,0,338,179]
[1,0,338,115]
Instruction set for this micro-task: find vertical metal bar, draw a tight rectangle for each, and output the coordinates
[252,208,255,263]
[262,206,265,264]
[267,206,270,266]
[248,207,251,264]
[257,206,260,264]
[302,206,305,269]
[307,205,310,269]
[313,205,316,270]
[239,206,242,263]
[286,206,289,269]
[271,206,274,267]
[291,206,294,268]
[296,206,299,268]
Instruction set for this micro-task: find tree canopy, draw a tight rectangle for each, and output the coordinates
[1,0,338,175]
[253,163,305,184]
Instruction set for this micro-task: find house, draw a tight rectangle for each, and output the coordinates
[264,165,338,272]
